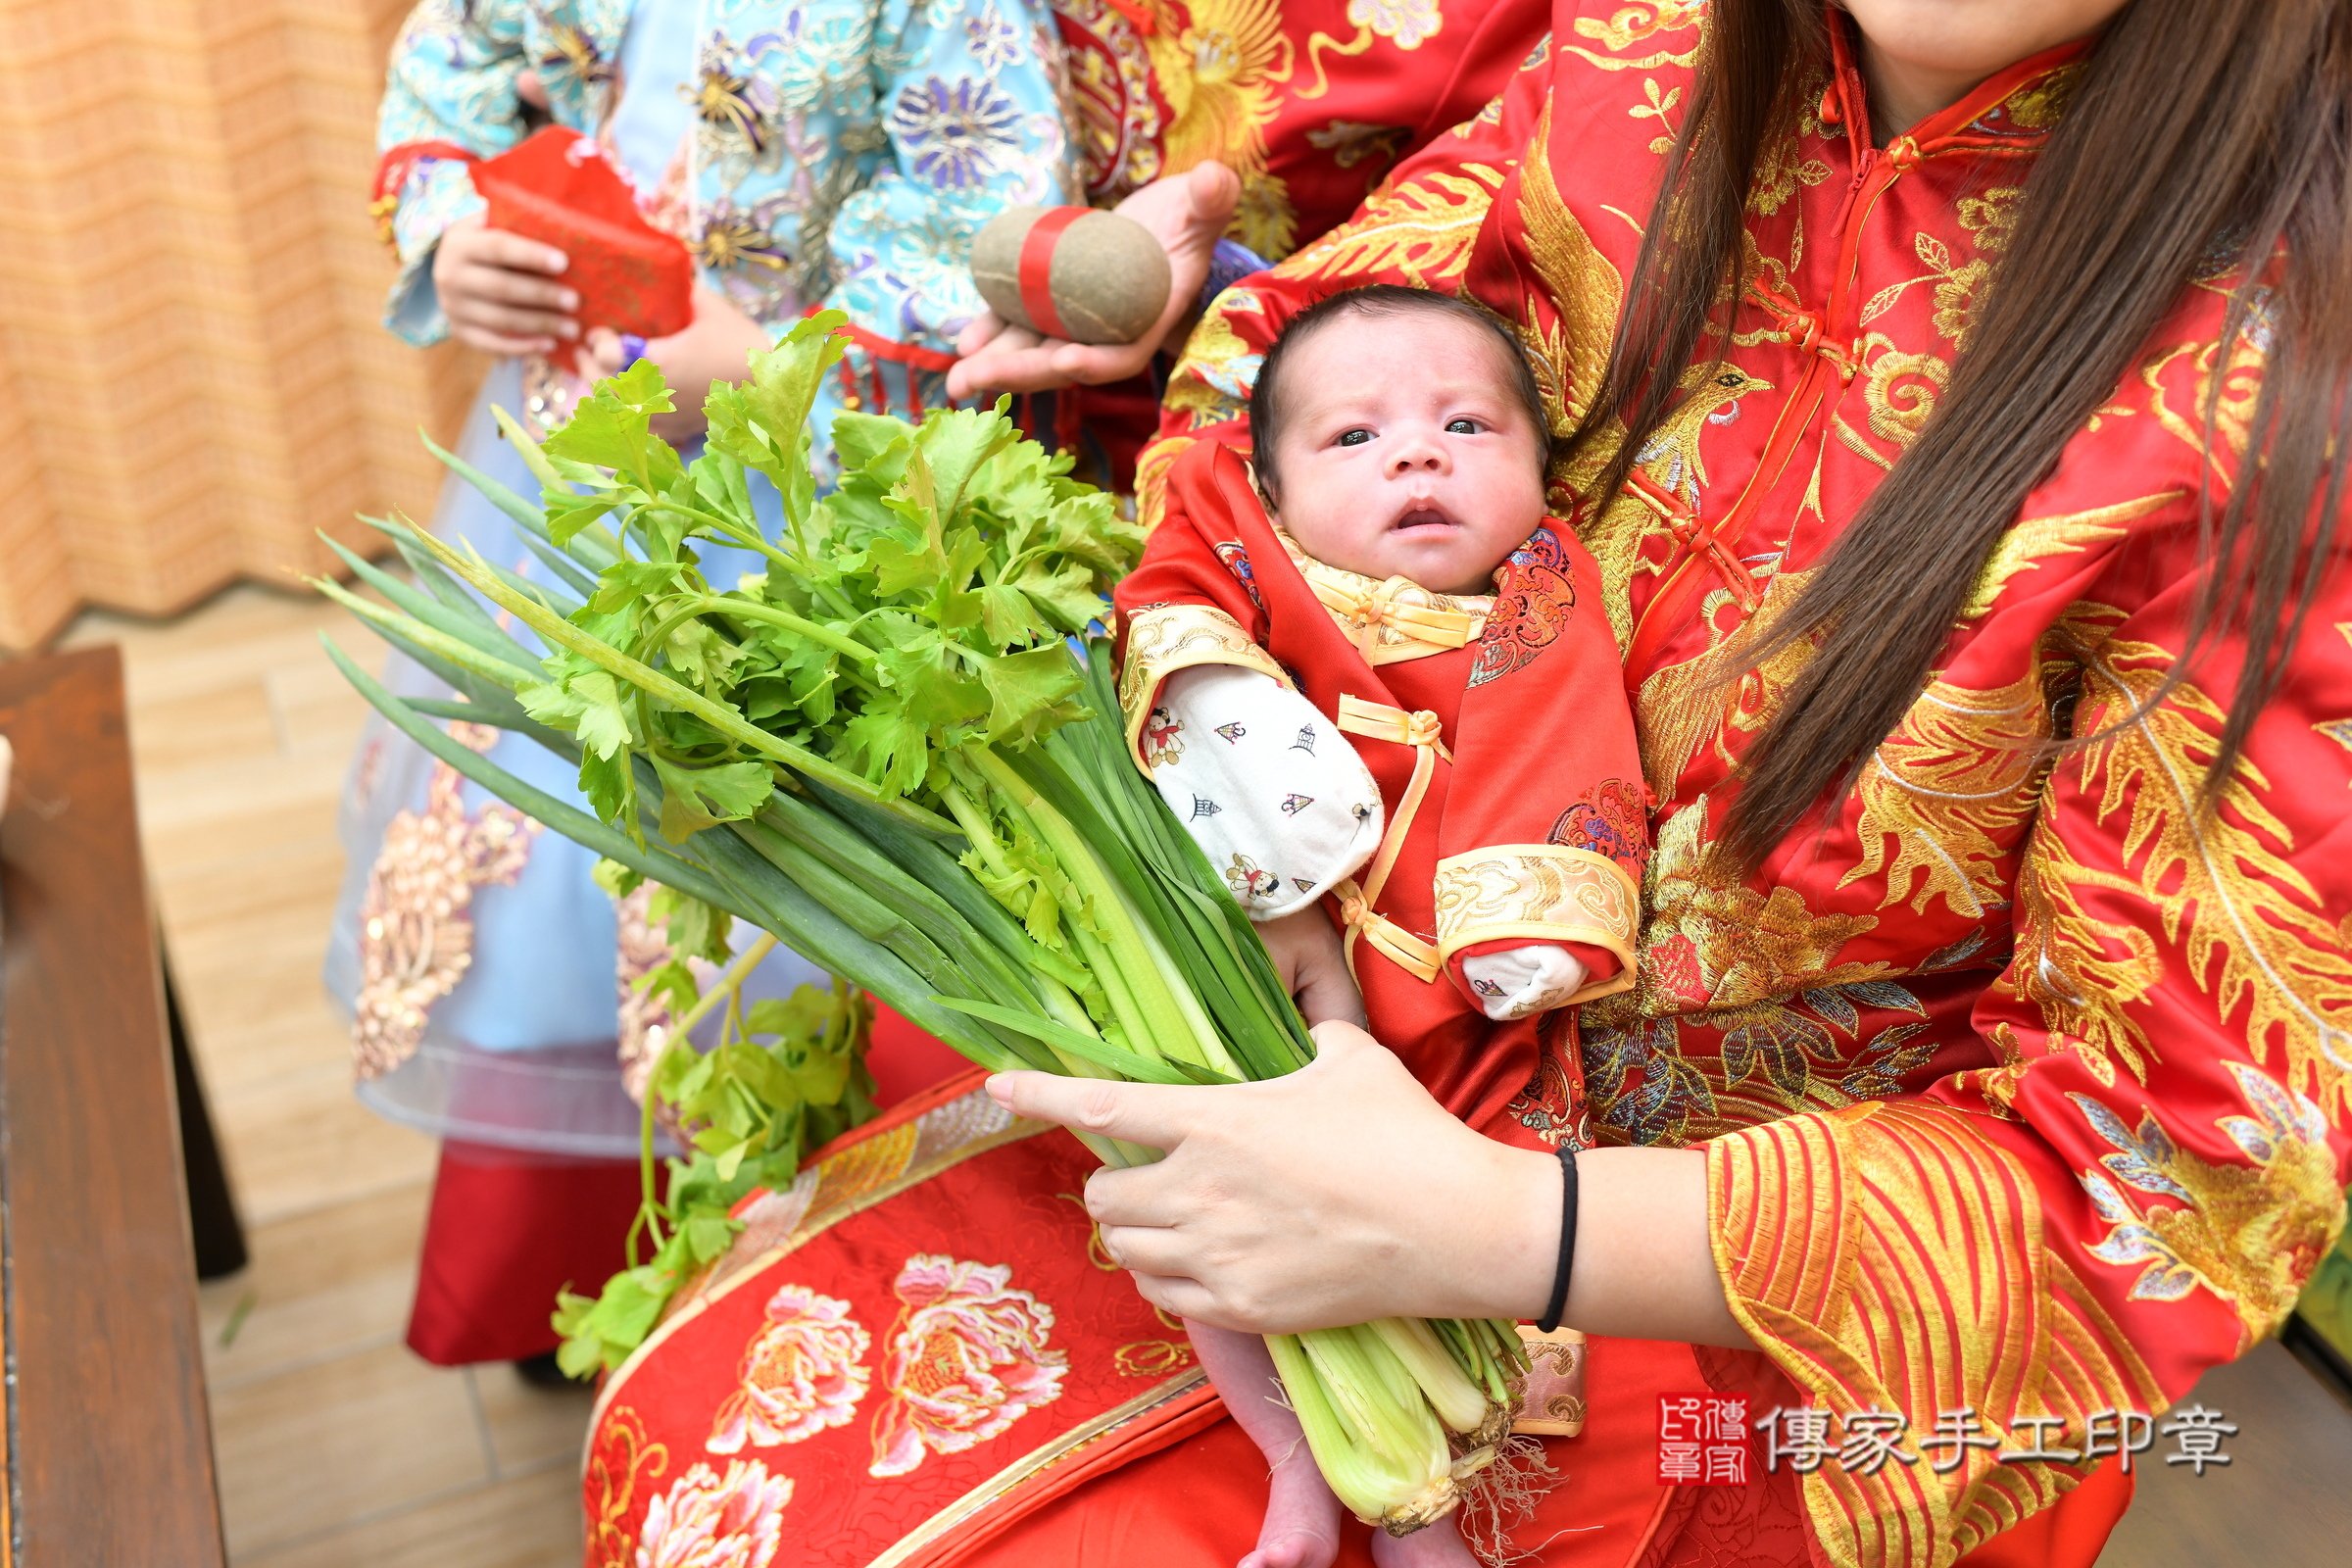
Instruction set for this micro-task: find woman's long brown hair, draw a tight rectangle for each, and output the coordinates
[1564,0,2352,871]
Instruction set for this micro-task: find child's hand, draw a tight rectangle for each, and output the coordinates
[431,215,578,357]
[1255,906,1365,1029]
[582,286,767,442]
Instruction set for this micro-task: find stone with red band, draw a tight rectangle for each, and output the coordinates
[1016,205,1088,342]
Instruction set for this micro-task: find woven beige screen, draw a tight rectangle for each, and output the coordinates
[0,0,485,650]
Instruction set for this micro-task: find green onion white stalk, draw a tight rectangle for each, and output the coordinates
[317,316,1525,1532]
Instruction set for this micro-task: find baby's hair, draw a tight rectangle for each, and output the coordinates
[1248,284,1551,505]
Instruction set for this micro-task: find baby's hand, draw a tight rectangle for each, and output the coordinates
[1461,944,1588,1020]
[1256,906,1365,1029]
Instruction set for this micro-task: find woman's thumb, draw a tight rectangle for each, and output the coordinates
[1185,161,1242,230]
[1305,1016,1380,1059]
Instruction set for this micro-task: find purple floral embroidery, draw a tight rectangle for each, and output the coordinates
[964,7,1023,73]
[891,76,1022,190]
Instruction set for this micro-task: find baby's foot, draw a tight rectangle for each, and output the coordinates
[1238,1440,1345,1568]
[1370,1514,1480,1568]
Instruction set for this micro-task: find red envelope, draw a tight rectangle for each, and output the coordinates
[469,126,694,371]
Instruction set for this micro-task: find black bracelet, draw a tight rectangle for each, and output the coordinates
[1535,1145,1580,1334]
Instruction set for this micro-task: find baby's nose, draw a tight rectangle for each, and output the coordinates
[1388,437,1447,473]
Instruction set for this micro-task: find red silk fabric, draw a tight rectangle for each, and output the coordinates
[580,1073,1227,1567]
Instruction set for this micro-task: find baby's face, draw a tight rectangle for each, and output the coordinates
[1263,313,1548,596]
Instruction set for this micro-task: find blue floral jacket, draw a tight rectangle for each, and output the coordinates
[377,0,1071,389]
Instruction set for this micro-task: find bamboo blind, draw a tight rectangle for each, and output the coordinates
[0,0,485,650]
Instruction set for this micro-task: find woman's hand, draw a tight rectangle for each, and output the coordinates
[432,214,579,357]
[1254,906,1366,1028]
[583,285,768,442]
[993,1021,1552,1332]
[945,161,1241,401]
[989,1020,1755,1348]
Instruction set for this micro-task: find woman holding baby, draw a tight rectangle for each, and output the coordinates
[588,4,2352,1566]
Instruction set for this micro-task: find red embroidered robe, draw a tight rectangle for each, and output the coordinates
[1114,439,1645,1145]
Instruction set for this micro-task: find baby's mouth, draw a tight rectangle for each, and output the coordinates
[1389,500,1459,533]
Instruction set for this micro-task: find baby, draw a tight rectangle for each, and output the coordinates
[1114,287,1649,1567]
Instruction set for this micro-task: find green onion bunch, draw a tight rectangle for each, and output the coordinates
[318,315,1525,1533]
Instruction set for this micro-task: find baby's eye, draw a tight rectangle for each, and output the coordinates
[1445,417,1482,435]
[1337,428,1372,447]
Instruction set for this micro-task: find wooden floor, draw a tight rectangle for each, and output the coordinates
[47,580,2352,1566]
[58,585,592,1567]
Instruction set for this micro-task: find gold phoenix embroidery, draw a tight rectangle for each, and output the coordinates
[1596,797,1891,1020]
[1274,164,1505,288]
[2075,1061,2347,1350]
[1633,566,1819,802]
[1147,0,1298,257]
[1162,308,1262,433]
[2036,605,2352,1115]
[1844,662,2060,920]
[1959,491,2178,621]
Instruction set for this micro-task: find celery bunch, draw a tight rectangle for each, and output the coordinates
[318,315,1524,1533]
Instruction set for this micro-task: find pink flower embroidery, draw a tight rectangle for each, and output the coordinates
[867,1254,1068,1478]
[707,1285,872,1453]
[634,1458,792,1568]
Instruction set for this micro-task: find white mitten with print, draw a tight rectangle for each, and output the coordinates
[1141,664,1384,920]
[1460,945,1590,1021]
